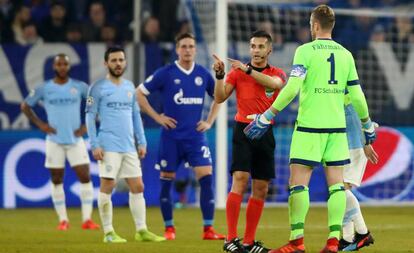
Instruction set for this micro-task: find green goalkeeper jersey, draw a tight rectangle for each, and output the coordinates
[272,38,369,131]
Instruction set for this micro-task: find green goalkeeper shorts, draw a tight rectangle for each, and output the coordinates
[289,126,350,167]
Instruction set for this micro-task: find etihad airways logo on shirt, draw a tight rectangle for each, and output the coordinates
[106,101,133,110]
[48,97,78,105]
[173,89,203,105]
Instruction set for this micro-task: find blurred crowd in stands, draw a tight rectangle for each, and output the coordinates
[0,0,413,55]
[0,0,190,45]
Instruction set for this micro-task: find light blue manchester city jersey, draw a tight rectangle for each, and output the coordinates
[86,78,146,153]
[24,78,88,144]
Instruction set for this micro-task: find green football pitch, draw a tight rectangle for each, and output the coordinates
[0,206,413,253]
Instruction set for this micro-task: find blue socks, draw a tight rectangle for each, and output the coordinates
[160,177,173,227]
[160,175,215,228]
[199,175,214,227]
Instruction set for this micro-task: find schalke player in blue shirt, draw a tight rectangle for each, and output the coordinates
[137,32,224,240]
[86,47,165,243]
[21,54,100,231]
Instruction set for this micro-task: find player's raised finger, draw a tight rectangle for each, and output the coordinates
[212,54,222,62]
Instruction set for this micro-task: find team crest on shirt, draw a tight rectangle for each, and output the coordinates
[194,76,203,86]
[265,88,275,98]
[127,91,132,98]
[70,88,78,94]
[105,165,112,172]
[174,79,181,84]
[160,159,167,167]
[86,96,94,105]
[29,89,35,97]
[145,75,153,83]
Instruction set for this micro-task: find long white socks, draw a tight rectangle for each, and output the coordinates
[98,192,114,234]
[51,183,68,222]
[343,189,368,242]
[129,192,147,231]
[80,182,94,222]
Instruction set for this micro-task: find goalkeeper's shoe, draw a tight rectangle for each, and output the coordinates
[320,238,339,253]
[223,237,248,253]
[57,220,69,231]
[103,231,127,243]
[203,226,225,240]
[244,240,269,253]
[135,229,166,242]
[164,226,176,240]
[81,219,100,230]
[269,237,305,253]
[340,232,374,251]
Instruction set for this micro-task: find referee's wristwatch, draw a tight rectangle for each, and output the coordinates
[245,65,253,75]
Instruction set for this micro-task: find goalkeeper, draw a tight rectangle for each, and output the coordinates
[244,5,377,253]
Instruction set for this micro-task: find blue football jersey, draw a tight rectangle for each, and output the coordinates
[139,61,215,139]
[24,78,88,144]
[85,78,146,153]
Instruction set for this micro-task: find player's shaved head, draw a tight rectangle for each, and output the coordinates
[54,53,69,63]
[53,53,70,80]
[311,5,335,31]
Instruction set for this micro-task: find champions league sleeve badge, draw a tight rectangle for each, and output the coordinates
[86,96,94,105]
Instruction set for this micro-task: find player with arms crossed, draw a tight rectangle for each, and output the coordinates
[21,53,100,231]
[340,97,378,251]
[213,30,286,253]
[244,5,377,253]
[137,32,224,241]
[86,47,165,243]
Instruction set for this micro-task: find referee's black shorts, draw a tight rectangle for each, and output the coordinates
[231,121,275,180]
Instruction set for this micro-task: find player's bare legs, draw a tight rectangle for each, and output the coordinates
[49,169,69,230]
[72,164,99,230]
[194,166,225,240]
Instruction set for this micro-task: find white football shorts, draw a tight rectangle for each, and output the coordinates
[343,148,368,187]
[45,139,90,168]
[98,152,142,179]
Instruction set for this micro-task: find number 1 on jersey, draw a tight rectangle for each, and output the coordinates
[327,53,338,85]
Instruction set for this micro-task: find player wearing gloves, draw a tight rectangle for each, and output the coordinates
[244,5,377,253]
